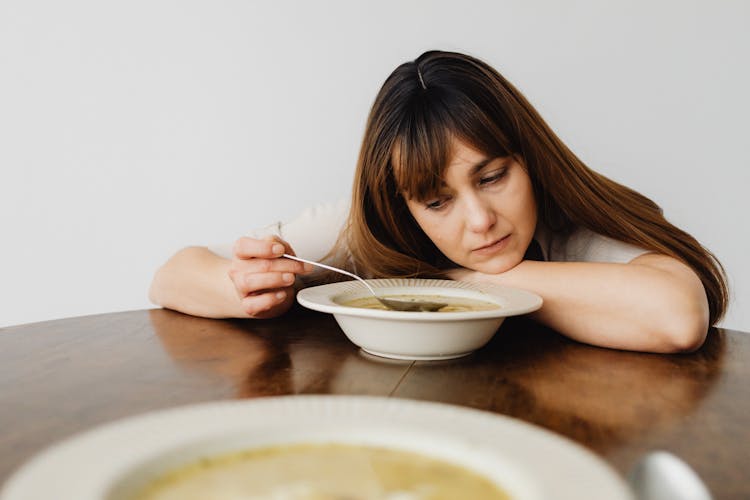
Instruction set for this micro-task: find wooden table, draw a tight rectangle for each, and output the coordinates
[1,307,748,498]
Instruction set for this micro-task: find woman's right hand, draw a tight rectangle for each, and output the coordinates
[228,236,313,319]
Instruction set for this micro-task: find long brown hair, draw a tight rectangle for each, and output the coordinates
[335,50,728,325]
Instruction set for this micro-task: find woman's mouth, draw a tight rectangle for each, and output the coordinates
[472,235,510,256]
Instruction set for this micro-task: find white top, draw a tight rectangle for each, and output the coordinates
[208,198,649,265]
[208,199,350,262]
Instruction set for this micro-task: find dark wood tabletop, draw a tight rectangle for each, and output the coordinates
[1,307,748,498]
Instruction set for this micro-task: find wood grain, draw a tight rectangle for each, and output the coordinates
[1,309,747,498]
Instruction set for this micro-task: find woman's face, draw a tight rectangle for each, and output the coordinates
[404,139,537,274]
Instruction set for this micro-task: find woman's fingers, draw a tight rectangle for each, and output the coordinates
[227,236,313,302]
[232,236,288,259]
[240,288,290,317]
[230,255,308,276]
[228,256,312,294]
[229,267,288,299]
[237,270,296,297]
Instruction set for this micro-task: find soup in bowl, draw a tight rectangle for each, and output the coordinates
[130,442,509,499]
[1,396,633,500]
[341,294,501,312]
[296,279,543,360]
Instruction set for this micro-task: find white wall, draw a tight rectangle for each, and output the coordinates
[1,0,748,331]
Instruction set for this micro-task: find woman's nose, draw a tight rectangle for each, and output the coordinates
[463,195,496,233]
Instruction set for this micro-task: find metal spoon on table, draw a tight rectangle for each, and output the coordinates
[282,254,447,312]
[628,451,713,500]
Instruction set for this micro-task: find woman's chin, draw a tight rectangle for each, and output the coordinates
[467,256,522,275]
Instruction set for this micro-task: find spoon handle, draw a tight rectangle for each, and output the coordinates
[281,254,378,297]
[628,451,713,500]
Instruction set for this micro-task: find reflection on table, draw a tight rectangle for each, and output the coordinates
[0,308,747,498]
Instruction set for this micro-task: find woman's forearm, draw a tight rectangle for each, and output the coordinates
[149,246,250,318]
[455,254,710,353]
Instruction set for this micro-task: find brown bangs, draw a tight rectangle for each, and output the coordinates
[391,127,452,202]
[390,91,516,201]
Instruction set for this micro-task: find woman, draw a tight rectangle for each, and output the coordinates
[150,50,727,353]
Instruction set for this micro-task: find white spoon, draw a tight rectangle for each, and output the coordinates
[628,451,713,500]
[282,254,447,312]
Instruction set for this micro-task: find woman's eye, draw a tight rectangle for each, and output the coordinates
[479,168,507,185]
[425,197,450,211]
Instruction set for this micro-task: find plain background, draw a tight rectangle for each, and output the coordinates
[1,0,748,331]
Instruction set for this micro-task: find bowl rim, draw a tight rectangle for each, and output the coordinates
[296,278,543,321]
[0,396,634,500]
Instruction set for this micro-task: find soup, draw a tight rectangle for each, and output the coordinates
[133,443,510,500]
[341,294,500,312]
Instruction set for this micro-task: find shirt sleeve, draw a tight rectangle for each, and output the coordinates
[207,198,350,261]
[538,226,650,264]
